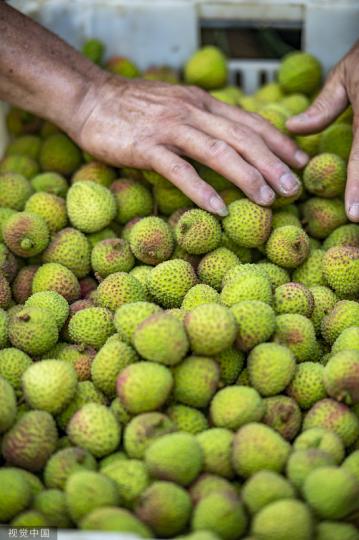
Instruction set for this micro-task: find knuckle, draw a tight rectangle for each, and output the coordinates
[207,139,231,159]
[169,160,193,177]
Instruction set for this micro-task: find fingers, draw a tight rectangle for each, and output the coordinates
[186,110,301,198]
[148,145,228,216]
[286,68,348,134]
[172,125,276,206]
[345,129,359,222]
[206,95,308,169]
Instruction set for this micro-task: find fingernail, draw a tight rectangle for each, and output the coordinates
[291,113,309,122]
[210,195,228,216]
[259,185,275,205]
[294,150,309,167]
[279,172,301,195]
[348,203,359,221]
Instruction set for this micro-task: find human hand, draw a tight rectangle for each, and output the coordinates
[287,41,359,222]
[74,75,308,216]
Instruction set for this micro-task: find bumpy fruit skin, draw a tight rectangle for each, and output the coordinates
[302,197,347,239]
[114,302,162,343]
[111,179,153,223]
[2,410,58,471]
[25,290,69,329]
[263,395,302,441]
[0,172,33,210]
[44,447,97,489]
[286,448,335,491]
[43,227,91,278]
[135,481,192,537]
[0,375,17,433]
[174,356,219,408]
[154,184,192,215]
[117,361,173,414]
[181,284,220,310]
[0,272,11,309]
[303,398,359,447]
[287,362,326,409]
[274,282,314,317]
[333,326,359,353]
[95,272,147,311]
[175,209,221,255]
[22,359,77,414]
[79,507,151,536]
[273,313,317,362]
[303,466,359,519]
[293,249,326,287]
[210,386,264,430]
[278,51,321,94]
[223,199,272,248]
[145,432,204,486]
[40,133,82,175]
[248,343,296,396]
[184,303,237,355]
[266,225,310,268]
[168,404,208,434]
[310,286,337,333]
[242,470,295,514]
[231,300,276,351]
[252,499,314,540]
[232,422,291,477]
[73,161,116,186]
[25,191,67,233]
[0,348,32,395]
[32,262,80,302]
[321,300,359,344]
[323,350,359,405]
[91,336,138,397]
[197,247,239,291]
[31,171,68,197]
[130,217,174,265]
[91,238,134,277]
[65,470,120,523]
[11,265,38,303]
[124,412,176,459]
[133,312,189,365]
[323,246,359,296]
[323,223,359,250]
[68,403,121,457]
[69,307,114,349]
[0,468,32,522]
[294,427,345,464]
[3,211,49,257]
[102,458,149,508]
[67,181,117,233]
[184,46,228,89]
[303,153,346,197]
[9,306,58,355]
[192,492,247,540]
[216,346,244,385]
[148,259,198,308]
[221,272,273,306]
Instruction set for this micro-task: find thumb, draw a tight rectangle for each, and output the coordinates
[286,68,348,134]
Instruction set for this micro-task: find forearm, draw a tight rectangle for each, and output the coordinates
[0,2,107,137]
